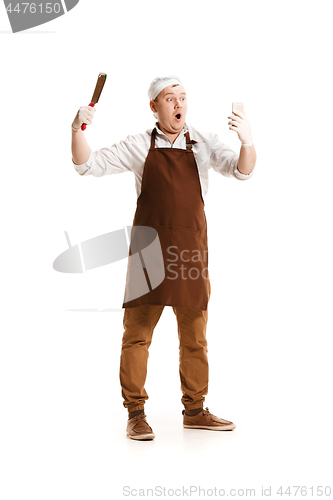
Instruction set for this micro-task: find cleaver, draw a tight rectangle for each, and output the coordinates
[81,73,107,131]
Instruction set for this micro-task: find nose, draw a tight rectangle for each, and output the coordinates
[175,98,182,108]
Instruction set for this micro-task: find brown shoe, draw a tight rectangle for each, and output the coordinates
[183,407,236,431]
[126,413,155,440]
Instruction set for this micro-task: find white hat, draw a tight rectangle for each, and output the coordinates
[148,75,183,101]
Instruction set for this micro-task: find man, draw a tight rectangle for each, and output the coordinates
[71,76,256,441]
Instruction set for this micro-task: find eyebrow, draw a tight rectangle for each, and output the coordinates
[164,92,186,97]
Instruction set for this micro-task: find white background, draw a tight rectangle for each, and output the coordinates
[1,0,332,498]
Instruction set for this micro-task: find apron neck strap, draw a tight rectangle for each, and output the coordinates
[150,127,157,149]
[185,131,197,151]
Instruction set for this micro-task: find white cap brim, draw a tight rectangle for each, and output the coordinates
[148,75,183,101]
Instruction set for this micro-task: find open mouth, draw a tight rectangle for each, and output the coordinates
[175,113,181,120]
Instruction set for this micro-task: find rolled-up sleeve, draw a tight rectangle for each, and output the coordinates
[209,134,254,180]
[72,136,135,177]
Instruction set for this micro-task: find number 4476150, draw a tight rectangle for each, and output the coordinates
[6,3,61,14]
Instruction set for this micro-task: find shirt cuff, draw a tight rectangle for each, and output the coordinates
[72,150,92,175]
[233,162,254,180]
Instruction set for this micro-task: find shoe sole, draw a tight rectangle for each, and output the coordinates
[183,424,236,431]
[127,432,155,440]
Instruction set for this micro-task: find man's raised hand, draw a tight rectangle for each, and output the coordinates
[72,106,96,131]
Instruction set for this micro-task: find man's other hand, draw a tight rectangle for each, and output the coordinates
[228,110,253,145]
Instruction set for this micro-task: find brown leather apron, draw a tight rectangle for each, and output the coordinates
[122,127,209,311]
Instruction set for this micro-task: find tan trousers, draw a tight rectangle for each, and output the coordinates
[119,276,211,413]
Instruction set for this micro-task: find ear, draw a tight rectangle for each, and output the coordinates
[150,100,157,113]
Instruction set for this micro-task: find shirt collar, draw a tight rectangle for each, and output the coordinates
[153,122,188,140]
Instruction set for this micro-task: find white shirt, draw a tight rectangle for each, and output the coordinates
[73,124,254,200]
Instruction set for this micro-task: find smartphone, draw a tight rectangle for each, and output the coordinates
[232,102,244,115]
